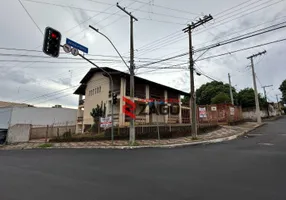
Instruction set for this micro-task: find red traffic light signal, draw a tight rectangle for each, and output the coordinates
[43,27,61,58]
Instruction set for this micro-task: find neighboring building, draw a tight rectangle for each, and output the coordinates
[74,67,190,133]
[0,106,77,143]
[0,101,33,108]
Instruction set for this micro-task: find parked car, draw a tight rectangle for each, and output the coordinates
[0,129,7,144]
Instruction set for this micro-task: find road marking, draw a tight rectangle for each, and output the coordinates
[258,143,274,146]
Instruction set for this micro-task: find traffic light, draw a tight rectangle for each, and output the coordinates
[43,27,61,58]
[112,93,117,105]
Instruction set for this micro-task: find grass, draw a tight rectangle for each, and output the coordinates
[38,143,53,148]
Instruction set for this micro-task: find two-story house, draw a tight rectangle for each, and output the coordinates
[74,67,190,133]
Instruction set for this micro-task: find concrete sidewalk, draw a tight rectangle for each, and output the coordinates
[0,122,264,150]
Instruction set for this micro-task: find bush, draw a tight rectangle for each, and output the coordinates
[62,131,72,138]
[49,125,220,143]
[38,143,53,148]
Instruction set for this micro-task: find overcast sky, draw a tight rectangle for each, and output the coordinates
[1,0,286,108]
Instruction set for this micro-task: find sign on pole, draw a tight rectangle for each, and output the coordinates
[63,44,71,53]
[100,116,112,129]
[66,38,88,54]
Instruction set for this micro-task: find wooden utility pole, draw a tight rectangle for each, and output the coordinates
[262,85,273,117]
[182,15,213,139]
[117,3,138,145]
[228,73,234,105]
[247,50,266,123]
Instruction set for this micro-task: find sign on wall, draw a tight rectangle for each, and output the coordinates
[230,107,235,116]
[199,107,207,118]
[211,106,217,111]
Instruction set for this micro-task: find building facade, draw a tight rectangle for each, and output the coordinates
[74,67,190,133]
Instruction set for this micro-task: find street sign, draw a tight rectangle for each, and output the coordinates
[63,44,71,53]
[71,48,79,56]
[66,38,88,54]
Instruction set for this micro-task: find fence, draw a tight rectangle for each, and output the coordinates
[182,104,243,125]
[104,123,219,139]
[197,104,243,124]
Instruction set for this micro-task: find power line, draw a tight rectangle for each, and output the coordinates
[18,0,43,35]
[139,22,286,67]
[197,38,286,61]
[137,0,285,56]
[127,0,200,15]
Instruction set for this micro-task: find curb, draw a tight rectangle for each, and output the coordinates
[1,123,266,151]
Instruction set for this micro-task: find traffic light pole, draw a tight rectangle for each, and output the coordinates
[78,54,114,143]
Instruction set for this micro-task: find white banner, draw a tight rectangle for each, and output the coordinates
[199,107,207,118]
[100,116,112,128]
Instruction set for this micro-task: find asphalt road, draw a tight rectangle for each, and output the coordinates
[1,117,286,200]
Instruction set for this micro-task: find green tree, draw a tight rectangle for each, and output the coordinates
[279,79,286,103]
[237,88,267,108]
[195,81,237,105]
[90,101,106,133]
[211,92,231,104]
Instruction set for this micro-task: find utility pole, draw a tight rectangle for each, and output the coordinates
[262,85,273,117]
[228,73,234,105]
[117,3,138,145]
[247,50,266,124]
[182,15,213,139]
[276,94,282,115]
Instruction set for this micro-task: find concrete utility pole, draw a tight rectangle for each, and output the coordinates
[247,50,266,124]
[276,94,282,114]
[182,15,213,139]
[117,3,138,145]
[262,85,273,117]
[228,73,234,105]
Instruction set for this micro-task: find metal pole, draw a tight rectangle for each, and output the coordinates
[228,73,234,105]
[250,57,262,123]
[88,25,130,71]
[262,87,269,117]
[79,54,114,142]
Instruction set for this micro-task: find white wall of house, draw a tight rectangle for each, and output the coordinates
[83,72,110,125]
[9,107,77,126]
[0,108,12,129]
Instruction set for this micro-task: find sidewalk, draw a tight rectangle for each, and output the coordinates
[0,122,264,150]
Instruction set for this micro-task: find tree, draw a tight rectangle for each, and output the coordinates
[211,92,231,104]
[90,101,106,133]
[195,81,237,105]
[237,88,267,108]
[279,79,286,103]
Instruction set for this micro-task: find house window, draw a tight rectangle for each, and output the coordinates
[99,86,101,92]
[97,87,99,93]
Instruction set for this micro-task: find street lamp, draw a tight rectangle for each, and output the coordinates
[89,25,132,143]
[78,54,115,143]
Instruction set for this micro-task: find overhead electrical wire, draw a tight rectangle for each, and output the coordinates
[137,0,284,56]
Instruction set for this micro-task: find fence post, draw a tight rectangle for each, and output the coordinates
[45,125,49,143]
[57,128,59,138]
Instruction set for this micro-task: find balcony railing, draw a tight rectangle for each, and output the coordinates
[79,99,85,106]
[109,89,120,97]
[126,90,146,99]
[77,117,83,122]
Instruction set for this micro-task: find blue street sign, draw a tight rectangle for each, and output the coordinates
[66,38,88,54]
